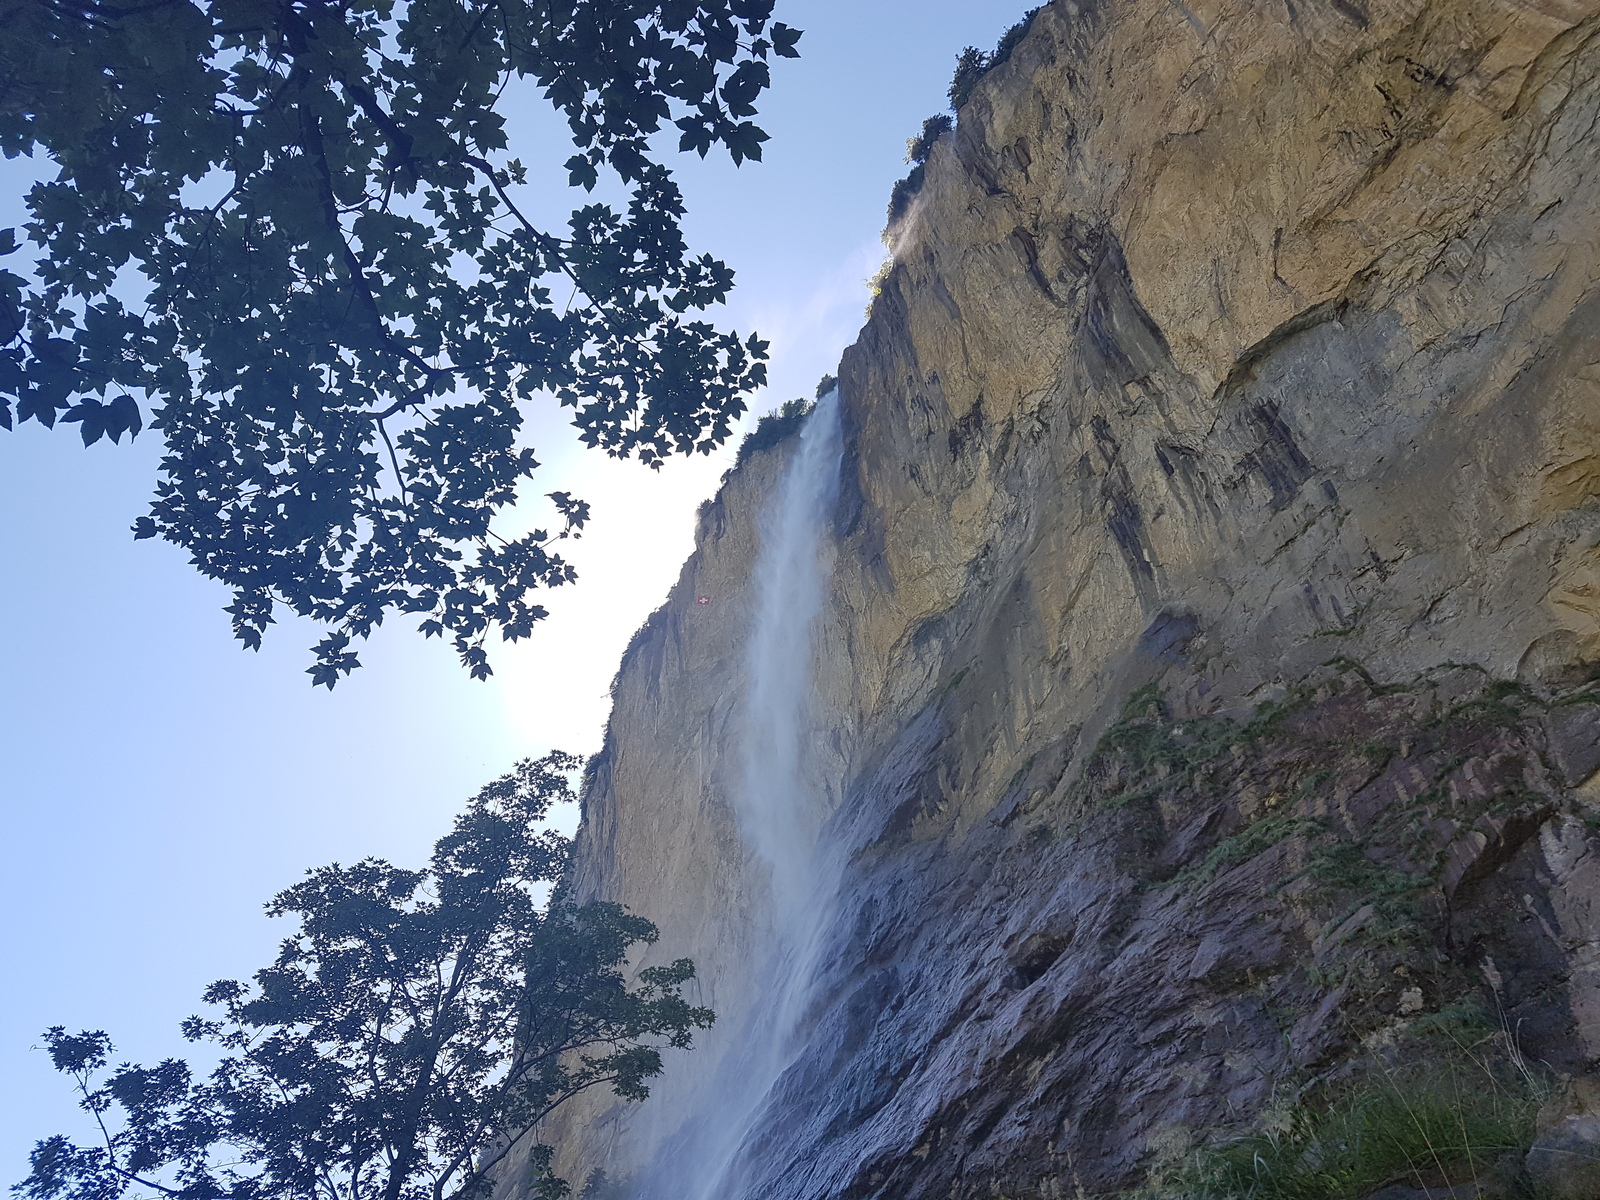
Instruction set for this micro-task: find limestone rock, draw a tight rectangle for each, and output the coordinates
[1548,704,1600,788]
[1528,1078,1600,1200]
[515,1,1600,1196]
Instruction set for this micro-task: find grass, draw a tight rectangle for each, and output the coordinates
[1151,1048,1543,1200]
[1171,814,1312,886]
[1306,843,1428,916]
[1439,679,1542,732]
[989,1036,1545,1200]
[1091,686,1234,784]
[999,661,1590,1200]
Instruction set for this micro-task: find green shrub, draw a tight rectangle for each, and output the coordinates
[887,114,953,227]
[734,396,814,465]
[993,8,1042,67]
[890,7,1042,228]
[947,45,990,111]
[865,257,893,309]
[905,113,953,165]
[946,9,1041,112]
[1173,814,1312,886]
[886,163,927,226]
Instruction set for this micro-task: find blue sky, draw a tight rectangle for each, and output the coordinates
[0,0,1033,1174]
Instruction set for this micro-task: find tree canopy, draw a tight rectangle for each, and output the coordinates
[0,0,799,685]
[18,752,714,1200]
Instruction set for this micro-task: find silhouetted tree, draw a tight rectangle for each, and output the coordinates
[0,0,800,684]
[18,753,713,1200]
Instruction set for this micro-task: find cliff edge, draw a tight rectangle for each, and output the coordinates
[514,2,1600,1196]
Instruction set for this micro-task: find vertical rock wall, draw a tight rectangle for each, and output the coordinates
[519,2,1600,1196]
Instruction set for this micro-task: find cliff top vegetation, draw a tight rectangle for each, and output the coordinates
[732,373,836,466]
[886,6,1040,227]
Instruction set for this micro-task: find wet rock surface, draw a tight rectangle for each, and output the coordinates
[517,1,1600,1197]
[762,670,1600,1198]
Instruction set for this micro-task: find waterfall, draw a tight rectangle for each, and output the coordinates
[654,387,845,1200]
[738,385,844,936]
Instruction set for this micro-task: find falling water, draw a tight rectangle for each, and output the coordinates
[657,387,845,1200]
[738,385,844,932]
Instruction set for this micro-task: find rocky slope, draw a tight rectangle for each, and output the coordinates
[508,2,1600,1196]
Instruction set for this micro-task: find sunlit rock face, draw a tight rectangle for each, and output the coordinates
[514,2,1600,1197]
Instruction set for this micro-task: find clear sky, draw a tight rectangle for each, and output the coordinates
[0,0,1033,1175]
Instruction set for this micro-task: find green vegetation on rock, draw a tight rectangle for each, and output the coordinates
[886,8,1041,228]
[1150,1034,1545,1200]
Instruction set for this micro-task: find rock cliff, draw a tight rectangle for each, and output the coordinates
[509,2,1600,1196]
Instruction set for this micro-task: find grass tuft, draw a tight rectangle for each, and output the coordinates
[1150,1053,1543,1200]
[1172,815,1311,886]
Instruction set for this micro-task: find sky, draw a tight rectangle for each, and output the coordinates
[0,0,1034,1176]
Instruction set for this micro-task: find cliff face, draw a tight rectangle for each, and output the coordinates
[519,2,1600,1197]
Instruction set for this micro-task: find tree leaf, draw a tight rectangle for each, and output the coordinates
[0,0,798,683]
[22,754,712,1200]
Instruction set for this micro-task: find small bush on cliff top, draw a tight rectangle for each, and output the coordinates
[947,8,1041,111]
[737,396,811,463]
[731,375,833,466]
[906,114,954,165]
[888,8,1040,229]
[948,45,992,112]
[993,7,1042,65]
[887,164,929,226]
[887,115,954,226]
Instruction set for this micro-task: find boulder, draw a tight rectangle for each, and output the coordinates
[1548,704,1600,790]
[1526,1077,1600,1200]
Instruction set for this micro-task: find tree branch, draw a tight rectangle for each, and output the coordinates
[377,416,407,508]
[299,105,437,385]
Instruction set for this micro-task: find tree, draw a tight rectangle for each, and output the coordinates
[0,0,801,686]
[945,45,989,112]
[17,752,714,1200]
[946,9,1038,112]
